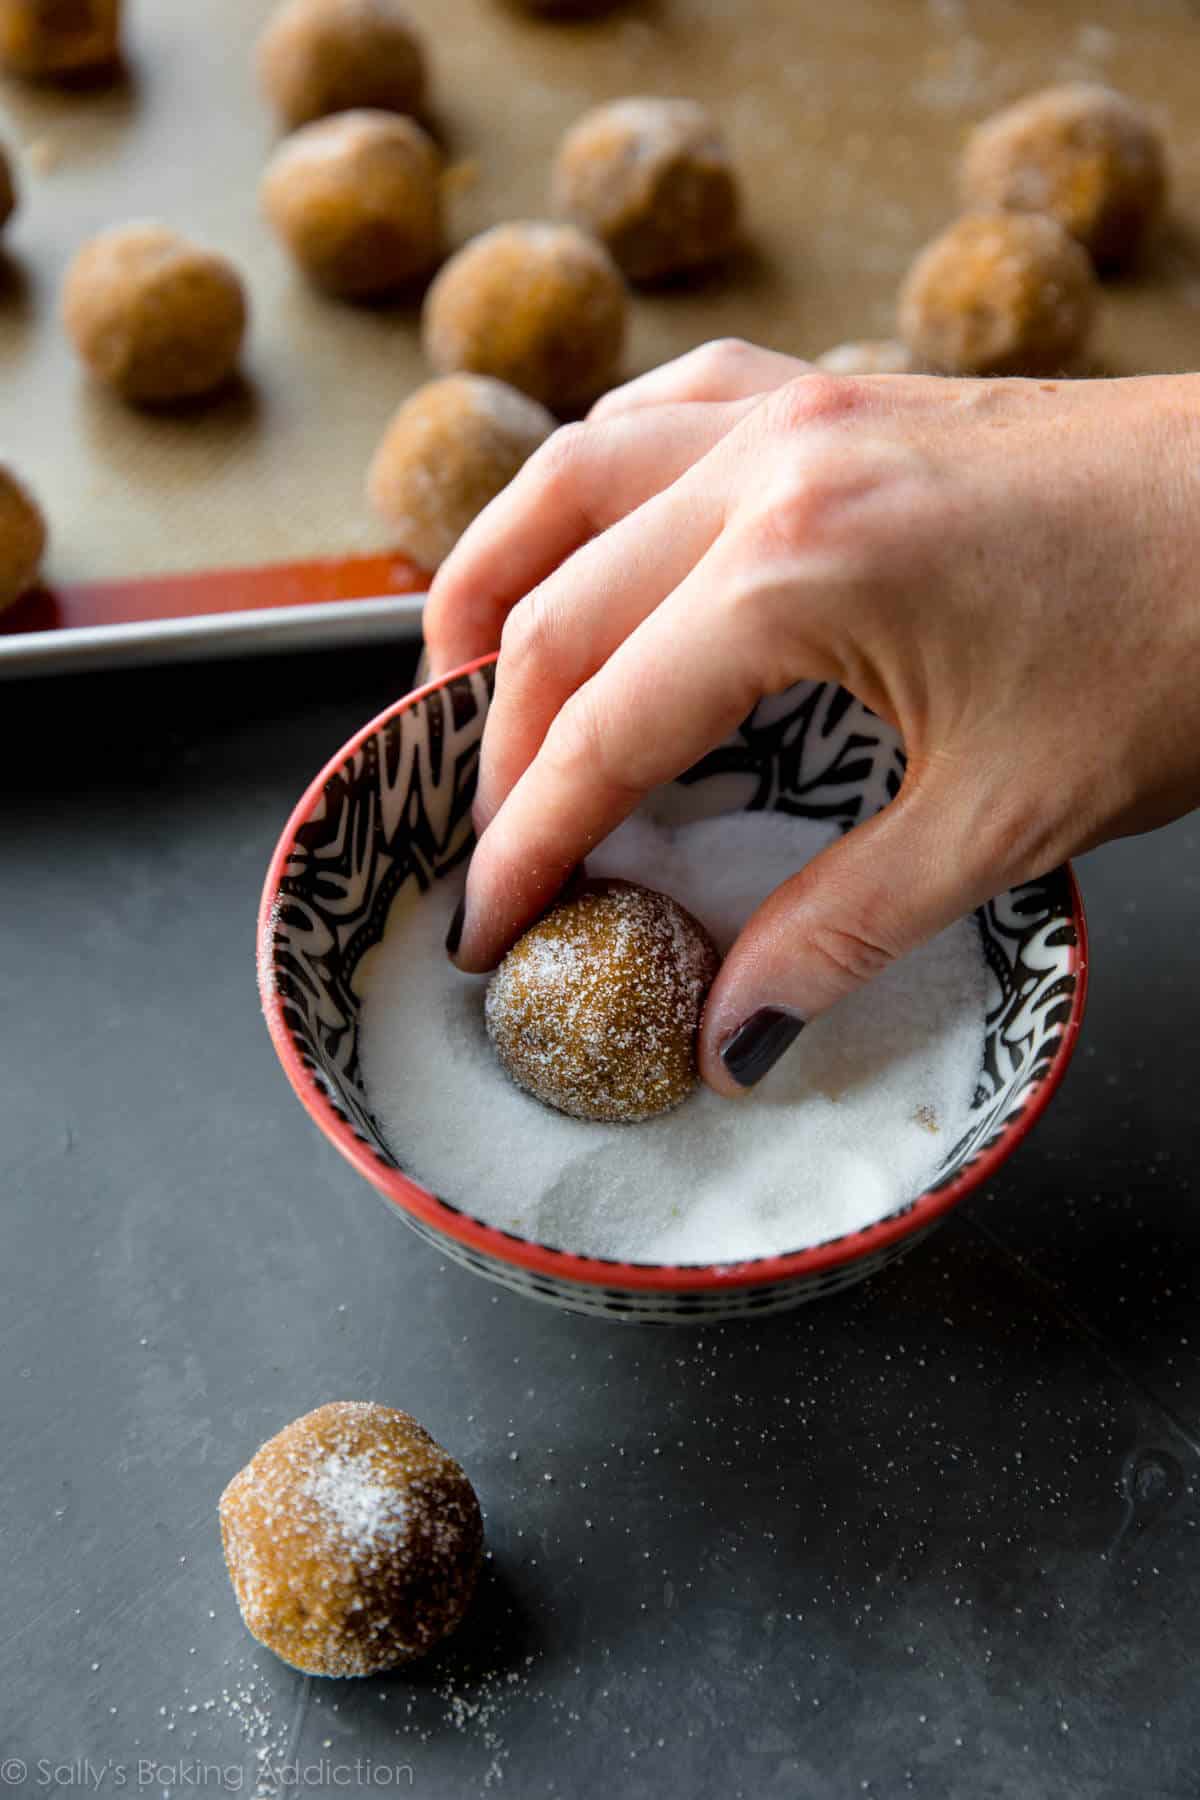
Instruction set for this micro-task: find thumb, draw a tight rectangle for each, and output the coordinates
[699,774,994,1096]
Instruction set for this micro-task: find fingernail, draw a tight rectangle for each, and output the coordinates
[719,1008,805,1089]
[445,897,466,958]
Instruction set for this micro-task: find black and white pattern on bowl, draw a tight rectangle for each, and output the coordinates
[262,664,1080,1322]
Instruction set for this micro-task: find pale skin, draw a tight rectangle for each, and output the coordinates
[423,341,1200,1095]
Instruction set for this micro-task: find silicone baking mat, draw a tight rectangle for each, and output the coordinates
[0,0,1197,668]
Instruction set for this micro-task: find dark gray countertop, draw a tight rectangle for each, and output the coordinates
[2,647,1197,1800]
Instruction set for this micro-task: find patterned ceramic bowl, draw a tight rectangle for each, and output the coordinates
[259,655,1087,1323]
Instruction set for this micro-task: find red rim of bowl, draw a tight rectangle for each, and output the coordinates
[258,652,1090,1294]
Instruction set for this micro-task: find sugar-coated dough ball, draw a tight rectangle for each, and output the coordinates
[0,143,15,232]
[960,83,1167,269]
[0,0,120,77]
[262,110,442,298]
[552,97,740,282]
[898,211,1097,378]
[816,340,919,376]
[256,0,426,131]
[368,374,555,569]
[0,465,46,611]
[486,879,721,1123]
[62,224,247,405]
[219,1401,483,1679]
[423,222,627,413]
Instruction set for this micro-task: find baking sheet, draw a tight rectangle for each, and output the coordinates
[0,0,1198,662]
[0,552,427,676]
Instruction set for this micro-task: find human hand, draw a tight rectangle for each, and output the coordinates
[423,341,1200,1093]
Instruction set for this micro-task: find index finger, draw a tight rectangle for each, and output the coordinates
[422,401,753,677]
[452,533,767,973]
[590,339,808,421]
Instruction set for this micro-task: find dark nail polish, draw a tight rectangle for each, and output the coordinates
[720,1008,805,1089]
[445,897,466,957]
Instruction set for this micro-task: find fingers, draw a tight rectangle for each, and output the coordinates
[697,767,997,1097]
[590,339,810,421]
[422,399,756,678]
[452,530,777,973]
[474,467,724,831]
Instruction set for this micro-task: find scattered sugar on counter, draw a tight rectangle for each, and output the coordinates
[358,810,987,1262]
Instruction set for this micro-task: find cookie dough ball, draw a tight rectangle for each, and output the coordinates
[219,1402,483,1679]
[368,375,555,569]
[486,879,721,1123]
[263,110,442,298]
[552,98,740,282]
[898,211,1097,378]
[62,224,247,405]
[816,340,919,376]
[0,143,15,233]
[961,84,1167,270]
[0,465,46,611]
[257,0,426,131]
[423,223,627,413]
[0,0,120,78]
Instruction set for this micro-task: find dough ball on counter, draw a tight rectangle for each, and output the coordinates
[486,879,721,1123]
[816,339,920,375]
[422,222,627,413]
[0,464,46,611]
[960,83,1167,270]
[0,0,121,78]
[262,109,443,298]
[257,0,426,130]
[552,97,740,282]
[219,1401,483,1679]
[62,223,247,405]
[898,210,1097,378]
[367,373,555,569]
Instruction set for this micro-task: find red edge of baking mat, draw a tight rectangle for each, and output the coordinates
[0,551,431,637]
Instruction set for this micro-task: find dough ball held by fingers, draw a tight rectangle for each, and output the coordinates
[486,879,720,1122]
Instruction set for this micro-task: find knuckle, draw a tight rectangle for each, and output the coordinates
[498,592,549,668]
[765,370,863,437]
[748,449,852,558]
[803,917,898,989]
[528,419,591,493]
[704,335,756,368]
[748,437,913,567]
[682,336,756,395]
[542,688,644,800]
